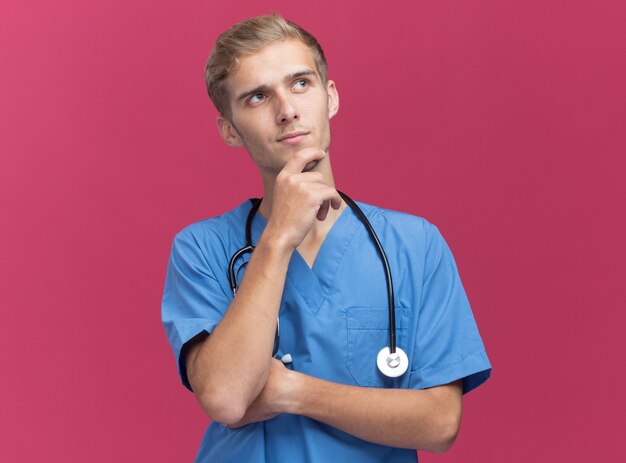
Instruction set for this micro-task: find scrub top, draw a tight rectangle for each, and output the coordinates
[162,199,492,463]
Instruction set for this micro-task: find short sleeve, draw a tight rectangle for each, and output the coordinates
[408,223,492,394]
[161,229,231,391]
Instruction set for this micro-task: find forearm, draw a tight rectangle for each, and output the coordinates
[188,228,293,423]
[186,149,343,424]
[285,373,462,452]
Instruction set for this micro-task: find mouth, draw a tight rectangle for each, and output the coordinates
[277,131,309,144]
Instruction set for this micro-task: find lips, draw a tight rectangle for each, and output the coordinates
[277,131,309,144]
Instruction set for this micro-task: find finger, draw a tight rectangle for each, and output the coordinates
[317,200,330,221]
[312,187,342,211]
[282,148,326,175]
[290,171,326,184]
[311,187,342,212]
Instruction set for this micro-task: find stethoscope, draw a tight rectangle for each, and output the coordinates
[228,191,408,378]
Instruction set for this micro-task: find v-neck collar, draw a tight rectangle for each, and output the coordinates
[246,202,361,314]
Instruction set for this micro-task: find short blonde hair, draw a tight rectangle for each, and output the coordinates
[205,14,328,118]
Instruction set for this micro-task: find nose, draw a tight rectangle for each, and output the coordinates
[275,92,299,124]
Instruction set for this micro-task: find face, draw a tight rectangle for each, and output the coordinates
[217,39,339,176]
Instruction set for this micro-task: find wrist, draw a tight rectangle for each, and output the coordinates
[281,369,308,415]
[258,224,296,254]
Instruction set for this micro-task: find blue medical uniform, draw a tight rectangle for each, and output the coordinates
[162,199,491,463]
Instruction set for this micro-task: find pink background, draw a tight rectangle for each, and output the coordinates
[2,0,625,461]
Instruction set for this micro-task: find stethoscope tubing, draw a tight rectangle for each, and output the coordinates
[228,191,398,358]
[228,196,262,294]
[338,192,397,354]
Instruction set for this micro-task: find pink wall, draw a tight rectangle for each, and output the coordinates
[2,0,625,461]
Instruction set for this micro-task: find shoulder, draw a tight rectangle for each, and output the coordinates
[170,199,253,258]
[352,200,451,269]
[355,200,441,241]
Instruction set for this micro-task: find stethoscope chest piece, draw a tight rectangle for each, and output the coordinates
[377,346,409,378]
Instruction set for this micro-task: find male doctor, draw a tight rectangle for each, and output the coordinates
[162,14,491,463]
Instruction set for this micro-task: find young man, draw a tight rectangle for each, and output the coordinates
[162,14,491,462]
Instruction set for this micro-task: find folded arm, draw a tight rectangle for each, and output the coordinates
[184,149,343,426]
[184,235,291,425]
[231,359,463,453]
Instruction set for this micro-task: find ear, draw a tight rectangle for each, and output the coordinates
[327,80,339,119]
[217,116,244,147]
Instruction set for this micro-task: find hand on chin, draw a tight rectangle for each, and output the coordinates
[290,146,326,173]
[302,159,320,172]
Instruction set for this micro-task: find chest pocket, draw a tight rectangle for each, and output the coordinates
[345,307,410,388]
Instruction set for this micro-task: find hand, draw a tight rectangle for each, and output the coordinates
[227,359,296,429]
[265,148,342,250]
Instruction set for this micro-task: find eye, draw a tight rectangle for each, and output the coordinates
[293,79,309,90]
[248,93,265,104]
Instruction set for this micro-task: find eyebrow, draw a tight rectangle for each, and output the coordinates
[235,69,319,103]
